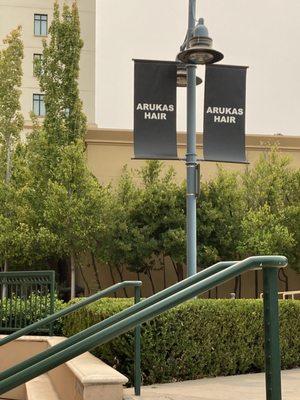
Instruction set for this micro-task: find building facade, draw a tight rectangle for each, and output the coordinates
[86,129,300,186]
[0,0,96,127]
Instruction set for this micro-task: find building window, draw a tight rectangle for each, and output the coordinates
[34,14,48,36]
[33,94,45,116]
[33,53,43,76]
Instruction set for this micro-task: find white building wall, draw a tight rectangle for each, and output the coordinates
[96,0,300,135]
[0,0,96,127]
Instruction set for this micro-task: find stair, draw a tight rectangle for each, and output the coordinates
[26,373,60,400]
[0,335,128,400]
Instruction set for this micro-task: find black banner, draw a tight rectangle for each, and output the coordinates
[203,64,248,163]
[134,60,178,159]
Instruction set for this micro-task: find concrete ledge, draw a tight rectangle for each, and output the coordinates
[48,337,127,385]
[0,335,128,400]
[46,336,128,400]
[0,335,49,400]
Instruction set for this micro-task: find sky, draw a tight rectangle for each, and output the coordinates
[95,0,300,136]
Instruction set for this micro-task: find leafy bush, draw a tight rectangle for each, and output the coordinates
[62,298,300,386]
[0,294,66,335]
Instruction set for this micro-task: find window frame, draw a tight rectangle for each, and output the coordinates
[34,14,48,36]
[33,93,46,117]
[33,53,43,76]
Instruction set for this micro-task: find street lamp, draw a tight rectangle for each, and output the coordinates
[177,18,223,65]
[178,2,223,277]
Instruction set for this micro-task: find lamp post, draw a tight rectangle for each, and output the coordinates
[177,0,223,277]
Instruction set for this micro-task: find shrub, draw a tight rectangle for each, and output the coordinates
[62,298,300,386]
[0,294,66,335]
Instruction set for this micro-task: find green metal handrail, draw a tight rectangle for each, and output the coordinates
[0,260,235,396]
[0,255,287,400]
[0,280,143,395]
[0,280,142,347]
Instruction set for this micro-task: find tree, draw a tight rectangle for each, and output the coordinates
[100,161,186,294]
[35,2,86,149]
[195,150,300,298]
[97,166,143,296]
[242,148,300,269]
[132,161,185,291]
[197,168,244,267]
[0,26,24,279]
[239,148,300,295]
[238,203,295,257]
[195,168,245,297]
[41,142,109,298]
[29,1,106,298]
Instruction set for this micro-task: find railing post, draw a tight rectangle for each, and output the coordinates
[263,267,282,400]
[49,271,55,336]
[134,285,141,396]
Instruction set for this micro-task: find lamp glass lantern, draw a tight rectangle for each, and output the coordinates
[177,18,224,65]
[177,64,202,87]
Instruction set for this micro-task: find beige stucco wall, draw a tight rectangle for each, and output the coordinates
[0,337,48,399]
[86,129,300,185]
[0,335,128,400]
[78,254,300,300]
[0,0,96,126]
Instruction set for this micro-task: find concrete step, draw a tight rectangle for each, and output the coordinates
[0,335,128,400]
[26,373,60,400]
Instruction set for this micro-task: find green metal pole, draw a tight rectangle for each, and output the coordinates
[263,267,282,400]
[186,0,197,278]
[49,271,55,336]
[134,285,141,396]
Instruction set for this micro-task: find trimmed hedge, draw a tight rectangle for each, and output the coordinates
[0,295,66,335]
[62,299,300,386]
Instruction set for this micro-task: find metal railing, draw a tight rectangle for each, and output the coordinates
[0,271,55,335]
[0,256,287,400]
[0,281,142,347]
[0,280,142,395]
[260,290,300,300]
[0,261,235,396]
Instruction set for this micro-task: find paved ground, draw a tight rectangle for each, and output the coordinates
[124,369,300,400]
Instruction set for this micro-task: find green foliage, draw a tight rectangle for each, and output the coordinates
[40,142,109,258]
[197,168,244,266]
[35,1,86,147]
[98,161,186,292]
[62,298,300,385]
[99,150,299,292]
[13,2,110,297]
[0,26,24,155]
[242,149,298,211]
[239,149,300,269]
[0,26,24,269]
[237,204,295,258]
[0,7,298,295]
[0,295,66,335]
